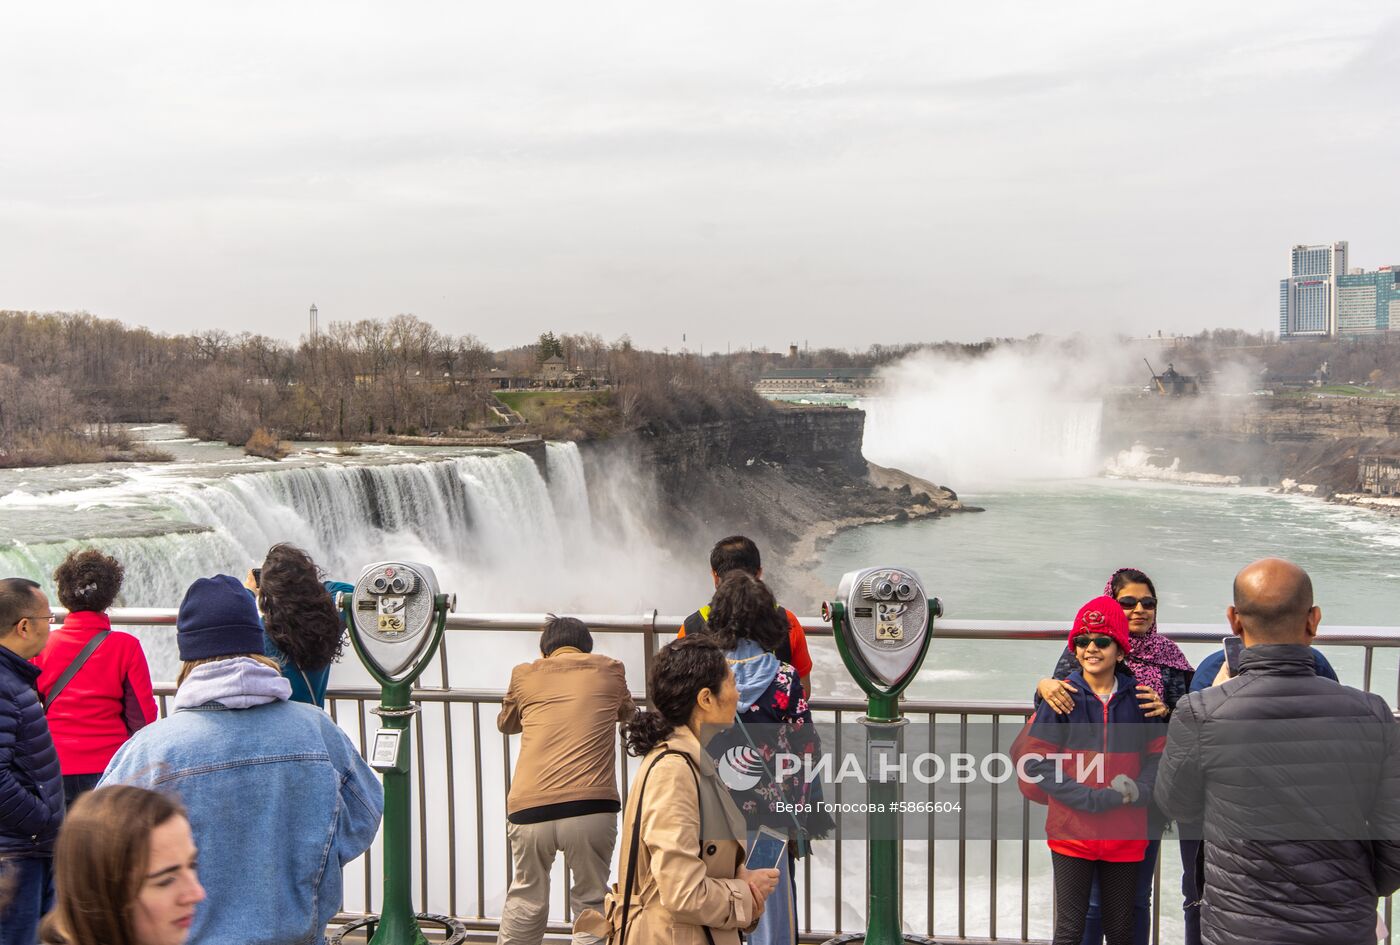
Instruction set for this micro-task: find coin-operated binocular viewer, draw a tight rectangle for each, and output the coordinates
[822,567,941,945]
[336,562,464,945]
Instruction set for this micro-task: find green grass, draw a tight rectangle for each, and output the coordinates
[493,390,611,424]
[1276,385,1400,399]
[495,389,587,411]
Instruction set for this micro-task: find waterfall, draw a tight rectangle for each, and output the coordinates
[0,441,697,673]
[546,441,593,545]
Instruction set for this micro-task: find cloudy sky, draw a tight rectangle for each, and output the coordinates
[2,2,1397,350]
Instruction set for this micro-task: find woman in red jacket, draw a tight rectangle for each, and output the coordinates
[34,549,158,807]
[1015,598,1166,945]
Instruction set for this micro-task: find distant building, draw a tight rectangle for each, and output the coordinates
[1277,242,1400,339]
[756,367,879,392]
[487,369,532,390]
[538,355,567,382]
[1358,455,1400,496]
[1336,268,1400,335]
[1279,241,1348,339]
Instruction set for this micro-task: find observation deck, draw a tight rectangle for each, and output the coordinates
[97,609,1400,944]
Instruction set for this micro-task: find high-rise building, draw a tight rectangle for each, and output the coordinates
[1279,241,1348,339]
[1336,268,1400,334]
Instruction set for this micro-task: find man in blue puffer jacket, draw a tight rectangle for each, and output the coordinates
[102,575,383,945]
[0,577,64,945]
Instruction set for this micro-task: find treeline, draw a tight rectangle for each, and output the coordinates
[0,313,177,465]
[0,310,503,449]
[1138,331,1400,389]
[0,310,770,462]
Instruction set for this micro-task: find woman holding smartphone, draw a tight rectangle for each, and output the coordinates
[574,636,778,945]
[245,544,347,708]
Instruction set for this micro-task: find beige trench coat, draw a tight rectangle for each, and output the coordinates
[575,725,758,945]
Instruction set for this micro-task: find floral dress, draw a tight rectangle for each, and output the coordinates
[707,661,834,842]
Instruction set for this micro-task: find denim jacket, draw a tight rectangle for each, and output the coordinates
[101,658,383,945]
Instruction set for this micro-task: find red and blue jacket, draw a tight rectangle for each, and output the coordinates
[1014,669,1167,862]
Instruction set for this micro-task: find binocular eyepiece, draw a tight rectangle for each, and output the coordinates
[862,575,917,602]
[369,573,416,595]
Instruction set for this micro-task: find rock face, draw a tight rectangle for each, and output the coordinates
[632,405,869,489]
[1101,394,1400,494]
[581,404,968,606]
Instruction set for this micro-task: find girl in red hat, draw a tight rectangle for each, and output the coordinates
[1014,597,1167,945]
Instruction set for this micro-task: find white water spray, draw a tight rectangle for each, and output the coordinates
[861,346,1108,488]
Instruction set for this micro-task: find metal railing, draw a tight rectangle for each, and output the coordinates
[115,609,1400,944]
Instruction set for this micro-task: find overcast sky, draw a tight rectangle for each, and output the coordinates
[2,2,1397,351]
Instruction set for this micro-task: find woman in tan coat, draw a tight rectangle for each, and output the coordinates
[576,636,779,945]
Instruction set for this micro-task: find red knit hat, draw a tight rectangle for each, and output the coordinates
[1068,596,1131,655]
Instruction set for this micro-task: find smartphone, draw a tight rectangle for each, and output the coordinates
[1223,636,1244,676]
[251,568,262,587]
[745,825,788,871]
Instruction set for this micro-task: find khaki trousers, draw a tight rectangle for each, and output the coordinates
[499,811,617,945]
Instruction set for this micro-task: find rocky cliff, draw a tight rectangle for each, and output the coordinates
[631,405,869,489]
[1102,394,1400,492]
[581,404,970,602]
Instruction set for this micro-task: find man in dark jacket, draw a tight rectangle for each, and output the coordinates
[1155,558,1400,945]
[0,577,64,945]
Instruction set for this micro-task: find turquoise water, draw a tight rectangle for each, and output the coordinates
[814,478,1400,940]
[818,478,1400,703]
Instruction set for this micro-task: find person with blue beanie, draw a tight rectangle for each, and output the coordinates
[101,574,383,945]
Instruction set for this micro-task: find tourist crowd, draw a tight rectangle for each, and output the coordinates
[1,538,1398,945]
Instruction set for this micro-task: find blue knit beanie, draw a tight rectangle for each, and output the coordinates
[177,575,265,661]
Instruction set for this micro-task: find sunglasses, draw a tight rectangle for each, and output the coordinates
[1073,634,1116,650]
[1117,596,1157,611]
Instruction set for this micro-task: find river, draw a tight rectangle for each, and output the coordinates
[4,416,1398,939]
[816,478,1400,703]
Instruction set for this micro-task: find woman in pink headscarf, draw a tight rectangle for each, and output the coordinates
[1033,567,1193,945]
[1036,568,1192,719]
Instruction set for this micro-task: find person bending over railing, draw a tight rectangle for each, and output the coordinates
[497,615,635,945]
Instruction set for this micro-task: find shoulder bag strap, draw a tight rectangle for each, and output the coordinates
[733,709,810,851]
[619,749,719,945]
[44,630,110,708]
[619,749,683,945]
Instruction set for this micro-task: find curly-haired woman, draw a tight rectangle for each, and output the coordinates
[574,636,778,945]
[247,544,347,708]
[35,549,158,808]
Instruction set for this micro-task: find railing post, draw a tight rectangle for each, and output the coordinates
[642,610,658,702]
[373,680,427,945]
